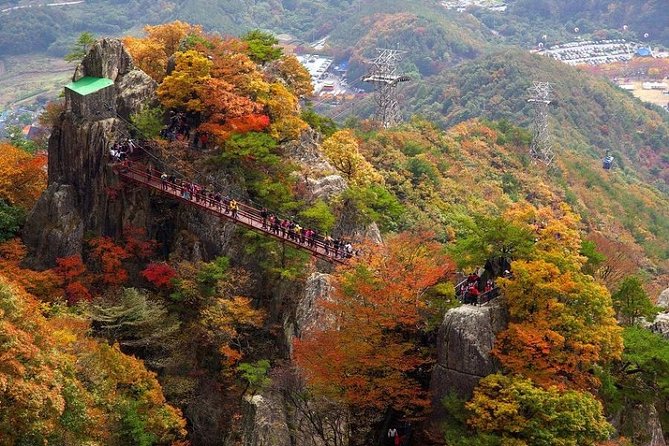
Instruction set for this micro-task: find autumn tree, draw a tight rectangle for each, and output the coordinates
[270,55,314,97]
[493,259,623,390]
[55,255,91,304]
[0,277,187,445]
[321,129,384,187]
[157,49,212,112]
[170,256,264,366]
[294,232,454,413]
[123,36,168,81]
[467,374,613,446]
[0,143,47,209]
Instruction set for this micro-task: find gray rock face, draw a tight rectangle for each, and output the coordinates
[306,175,347,201]
[657,288,669,310]
[295,272,334,337]
[240,393,292,446]
[430,299,508,421]
[23,184,84,265]
[614,403,667,446]
[115,69,157,120]
[652,313,669,339]
[74,38,134,82]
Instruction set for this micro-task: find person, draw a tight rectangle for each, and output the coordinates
[308,229,316,248]
[345,241,353,258]
[223,196,231,214]
[484,279,494,293]
[230,199,239,219]
[280,219,288,237]
[394,434,401,446]
[324,234,333,255]
[261,208,269,229]
[160,172,168,190]
[467,285,480,305]
[214,193,222,211]
[388,427,398,445]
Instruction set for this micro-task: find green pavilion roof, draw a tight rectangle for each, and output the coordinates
[65,77,114,96]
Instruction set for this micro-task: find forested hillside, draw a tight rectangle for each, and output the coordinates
[2,1,669,444]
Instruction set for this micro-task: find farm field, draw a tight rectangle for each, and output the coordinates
[0,54,71,109]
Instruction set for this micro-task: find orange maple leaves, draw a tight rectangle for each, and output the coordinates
[294,232,454,412]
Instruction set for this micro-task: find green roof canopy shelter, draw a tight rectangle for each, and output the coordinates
[65,76,116,120]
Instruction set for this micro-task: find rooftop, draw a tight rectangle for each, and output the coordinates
[65,77,114,96]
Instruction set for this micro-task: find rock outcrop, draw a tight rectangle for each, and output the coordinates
[613,403,667,446]
[430,299,508,421]
[657,287,669,310]
[23,39,156,267]
[652,313,669,339]
[240,393,292,446]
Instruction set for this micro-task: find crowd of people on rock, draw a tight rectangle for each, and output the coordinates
[160,112,211,150]
[110,139,139,161]
[458,269,511,305]
[114,156,356,261]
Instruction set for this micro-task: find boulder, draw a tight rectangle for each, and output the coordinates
[430,299,508,421]
[22,184,83,268]
[651,313,669,338]
[657,288,669,310]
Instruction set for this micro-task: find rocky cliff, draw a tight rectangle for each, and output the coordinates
[430,299,508,421]
[23,39,156,268]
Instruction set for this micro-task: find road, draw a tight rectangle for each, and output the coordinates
[1,0,84,14]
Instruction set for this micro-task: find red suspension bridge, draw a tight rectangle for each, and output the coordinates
[113,160,347,264]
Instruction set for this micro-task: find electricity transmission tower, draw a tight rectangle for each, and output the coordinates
[527,81,555,165]
[362,48,410,128]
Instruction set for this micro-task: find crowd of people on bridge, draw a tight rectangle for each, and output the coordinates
[113,153,357,261]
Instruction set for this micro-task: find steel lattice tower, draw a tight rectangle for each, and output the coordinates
[527,82,555,165]
[362,49,410,128]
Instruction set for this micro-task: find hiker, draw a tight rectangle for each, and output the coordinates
[160,173,168,190]
[230,199,239,218]
[261,208,269,228]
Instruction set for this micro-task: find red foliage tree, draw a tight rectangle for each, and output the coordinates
[141,262,177,289]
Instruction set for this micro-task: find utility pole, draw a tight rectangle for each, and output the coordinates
[362,48,410,128]
[527,81,555,166]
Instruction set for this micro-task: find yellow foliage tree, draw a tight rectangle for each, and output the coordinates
[157,50,212,112]
[274,55,313,97]
[123,36,168,82]
[322,130,384,187]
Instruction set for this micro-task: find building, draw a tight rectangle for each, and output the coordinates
[65,76,115,120]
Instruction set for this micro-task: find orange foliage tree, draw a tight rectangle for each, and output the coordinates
[123,21,203,82]
[0,239,62,301]
[493,259,623,390]
[0,143,47,209]
[293,232,454,412]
